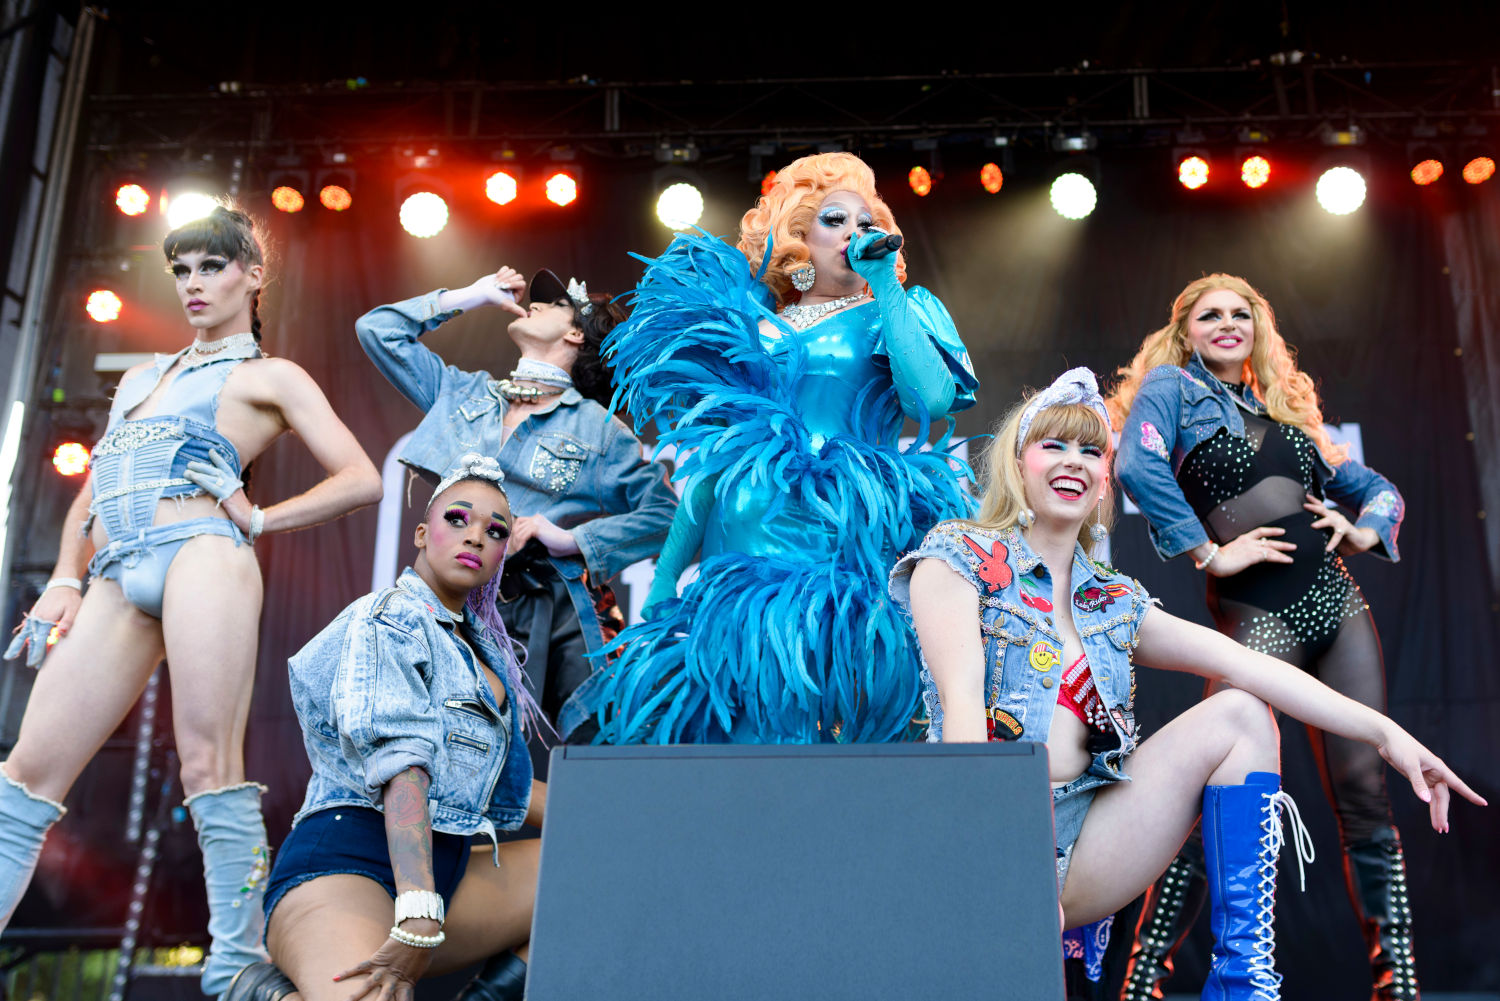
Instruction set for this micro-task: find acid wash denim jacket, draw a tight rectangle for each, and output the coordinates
[287,568,533,848]
[1115,353,1404,562]
[890,522,1154,780]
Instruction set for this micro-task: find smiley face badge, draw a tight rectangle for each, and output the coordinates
[1029,639,1060,673]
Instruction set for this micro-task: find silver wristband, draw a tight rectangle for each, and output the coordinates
[43,578,82,592]
[248,506,264,544]
[393,888,445,927]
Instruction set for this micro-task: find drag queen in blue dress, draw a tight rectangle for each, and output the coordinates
[592,152,978,743]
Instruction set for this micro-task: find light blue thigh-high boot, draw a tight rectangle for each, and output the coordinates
[1201,771,1315,1001]
[185,782,271,997]
[0,766,66,929]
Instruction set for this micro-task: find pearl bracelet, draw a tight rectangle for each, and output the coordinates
[389,925,445,949]
[43,578,82,592]
[1192,542,1220,572]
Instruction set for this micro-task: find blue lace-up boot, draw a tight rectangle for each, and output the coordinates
[0,767,65,929]
[186,782,272,997]
[1201,771,1315,1001]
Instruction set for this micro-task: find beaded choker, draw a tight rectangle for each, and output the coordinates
[778,292,870,331]
[184,332,258,366]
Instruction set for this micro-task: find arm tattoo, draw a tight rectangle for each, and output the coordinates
[384,767,436,892]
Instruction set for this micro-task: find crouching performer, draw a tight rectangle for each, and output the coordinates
[226,456,543,1001]
[2,205,381,996]
[889,369,1483,1000]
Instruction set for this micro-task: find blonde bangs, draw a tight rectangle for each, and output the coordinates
[1021,403,1111,454]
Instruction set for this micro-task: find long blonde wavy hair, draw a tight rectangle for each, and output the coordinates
[736,152,905,307]
[1106,274,1346,464]
[968,399,1115,556]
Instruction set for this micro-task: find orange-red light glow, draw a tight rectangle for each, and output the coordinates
[761,170,777,196]
[1410,160,1443,185]
[319,185,352,211]
[53,441,90,476]
[1241,155,1271,189]
[271,186,305,213]
[545,172,578,207]
[908,166,933,197]
[486,170,518,206]
[85,290,122,323]
[980,162,1004,194]
[1178,156,1209,190]
[115,184,150,216]
[1463,157,1495,184]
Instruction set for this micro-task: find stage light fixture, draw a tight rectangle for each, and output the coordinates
[656,182,704,230]
[1315,166,1366,215]
[486,169,519,206]
[52,441,90,477]
[545,171,578,207]
[320,185,353,211]
[271,186,305,213]
[980,162,1004,194]
[1241,155,1271,189]
[1463,156,1495,185]
[399,192,449,237]
[115,184,150,216]
[164,191,218,230]
[86,290,122,323]
[1050,172,1097,220]
[908,166,933,197]
[1410,159,1444,186]
[1177,155,1209,190]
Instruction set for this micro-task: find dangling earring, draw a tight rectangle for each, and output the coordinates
[1017,508,1035,529]
[790,263,816,293]
[1090,498,1109,543]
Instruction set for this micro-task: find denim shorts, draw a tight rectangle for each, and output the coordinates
[263,806,471,928]
[1052,765,1126,892]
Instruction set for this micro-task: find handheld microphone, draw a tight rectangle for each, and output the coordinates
[858,233,904,259]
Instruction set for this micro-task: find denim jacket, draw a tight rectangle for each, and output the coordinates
[1115,353,1404,562]
[287,569,533,846]
[890,522,1153,780]
[355,291,678,583]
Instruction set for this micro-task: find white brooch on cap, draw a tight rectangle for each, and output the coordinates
[566,278,594,317]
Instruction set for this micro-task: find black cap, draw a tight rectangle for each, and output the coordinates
[528,268,569,305]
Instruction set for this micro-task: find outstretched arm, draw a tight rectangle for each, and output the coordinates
[641,473,715,616]
[1134,606,1486,830]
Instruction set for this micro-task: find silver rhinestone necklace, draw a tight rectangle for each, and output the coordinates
[778,292,870,331]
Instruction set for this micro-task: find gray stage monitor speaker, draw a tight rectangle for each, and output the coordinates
[527,743,1065,1001]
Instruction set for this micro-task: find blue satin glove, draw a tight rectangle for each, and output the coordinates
[183,449,243,505]
[5,615,56,668]
[846,228,902,295]
[641,475,716,619]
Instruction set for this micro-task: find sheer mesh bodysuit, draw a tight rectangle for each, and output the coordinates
[1177,398,1392,843]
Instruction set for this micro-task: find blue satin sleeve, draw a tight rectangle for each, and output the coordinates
[871,285,978,420]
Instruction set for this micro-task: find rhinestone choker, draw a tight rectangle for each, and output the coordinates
[778,292,870,331]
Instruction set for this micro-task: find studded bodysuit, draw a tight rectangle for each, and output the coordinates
[1176,402,1368,662]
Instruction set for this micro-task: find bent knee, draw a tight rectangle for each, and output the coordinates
[1207,688,1278,746]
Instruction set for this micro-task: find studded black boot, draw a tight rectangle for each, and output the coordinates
[1346,827,1419,1001]
[1119,839,1208,1001]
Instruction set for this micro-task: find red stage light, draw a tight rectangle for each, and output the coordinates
[980,162,1004,194]
[1178,156,1209,190]
[761,170,777,196]
[908,166,933,197]
[1463,157,1495,184]
[486,170,518,206]
[115,184,150,216]
[1410,159,1443,186]
[545,172,578,206]
[85,290,122,323]
[271,186,305,213]
[1241,155,1271,189]
[319,185,352,211]
[52,441,90,476]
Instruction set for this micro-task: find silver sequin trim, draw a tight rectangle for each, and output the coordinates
[92,421,185,457]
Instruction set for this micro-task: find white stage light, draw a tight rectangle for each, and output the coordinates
[165,192,218,229]
[399,192,449,237]
[656,182,704,229]
[1050,172,1097,220]
[1315,166,1366,215]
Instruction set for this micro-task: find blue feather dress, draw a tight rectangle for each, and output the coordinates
[594,231,978,743]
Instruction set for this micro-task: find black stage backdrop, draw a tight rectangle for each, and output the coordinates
[9,152,1499,995]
